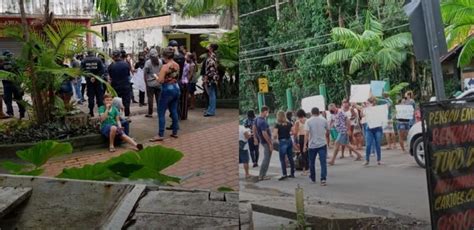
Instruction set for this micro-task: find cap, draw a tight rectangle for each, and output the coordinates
[168,40,179,47]
[149,48,159,58]
[112,50,121,57]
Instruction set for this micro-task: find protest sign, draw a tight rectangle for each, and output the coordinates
[370,81,386,97]
[395,105,415,120]
[365,105,388,129]
[421,100,474,230]
[350,84,371,103]
[301,95,326,113]
[131,68,146,92]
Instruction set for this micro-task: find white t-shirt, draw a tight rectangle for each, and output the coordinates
[239,125,250,150]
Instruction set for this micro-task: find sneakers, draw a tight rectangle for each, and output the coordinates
[278,176,288,181]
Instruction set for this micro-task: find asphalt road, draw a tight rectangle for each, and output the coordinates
[239,146,431,225]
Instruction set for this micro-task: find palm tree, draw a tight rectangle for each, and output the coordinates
[442,0,474,67]
[322,12,413,80]
[180,0,238,29]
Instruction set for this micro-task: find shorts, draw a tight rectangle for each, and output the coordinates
[397,121,410,131]
[188,83,197,94]
[100,124,124,137]
[383,121,395,134]
[336,133,349,145]
[239,141,249,164]
[330,128,338,141]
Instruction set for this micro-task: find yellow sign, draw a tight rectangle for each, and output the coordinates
[258,77,269,93]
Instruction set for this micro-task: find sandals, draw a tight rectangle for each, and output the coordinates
[258,176,271,181]
[149,136,164,142]
[109,147,116,152]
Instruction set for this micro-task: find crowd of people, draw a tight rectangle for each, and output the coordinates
[0,40,221,151]
[239,91,418,186]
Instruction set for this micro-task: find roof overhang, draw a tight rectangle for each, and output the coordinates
[169,28,229,35]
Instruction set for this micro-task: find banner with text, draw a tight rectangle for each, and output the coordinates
[421,100,474,230]
[350,84,371,103]
[302,95,326,113]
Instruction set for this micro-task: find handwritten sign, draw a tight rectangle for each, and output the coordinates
[395,105,414,120]
[365,105,388,129]
[421,100,474,230]
[350,84,371,103]
[370,81,386,97]
[302,95,326,113]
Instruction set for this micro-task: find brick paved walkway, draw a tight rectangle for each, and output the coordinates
[42,119,238,191]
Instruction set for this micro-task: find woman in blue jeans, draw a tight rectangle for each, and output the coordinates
[364,97,384,165]
[273,111,295,181]
[149,48,181,142]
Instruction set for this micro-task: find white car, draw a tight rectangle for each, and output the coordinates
[407,89,474,168]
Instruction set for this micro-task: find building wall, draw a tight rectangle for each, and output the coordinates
[0,0,94,19]
[92,26,166,54]
[90,15,171,34]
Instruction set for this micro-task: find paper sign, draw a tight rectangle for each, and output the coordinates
[395,105,414,120]
[131,68,146,92]
[301,95,326,113]
[350,84,371,103]
[463,78,474,90]
[370,81,386,97]
[365,105,388,129]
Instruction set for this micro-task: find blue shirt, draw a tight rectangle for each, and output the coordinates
[255,116,271,145]
[108,60,131,89]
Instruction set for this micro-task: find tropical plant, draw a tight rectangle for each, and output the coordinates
[441,0,474,67]
[0,141,184,185]
[0,21,112,124]
[180,0,238,29]
[322,11,413,80]
[1,141,73,176]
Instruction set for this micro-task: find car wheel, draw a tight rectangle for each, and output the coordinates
[413,136,425,168]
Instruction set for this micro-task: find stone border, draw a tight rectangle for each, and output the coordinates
[0,134,105,159]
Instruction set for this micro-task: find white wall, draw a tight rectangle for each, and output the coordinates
[92,26,165,54]
[0,0,94,18]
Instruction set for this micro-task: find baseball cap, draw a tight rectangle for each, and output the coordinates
[168,40,179,47]
[149,48,159,58]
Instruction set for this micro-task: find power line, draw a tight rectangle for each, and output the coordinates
[239,1,290,18]
[239,23,410,62]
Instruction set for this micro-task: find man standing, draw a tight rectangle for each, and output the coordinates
[254,106,273,181]
[304,107,329,185]
[71,55,83,104]
[81,50,105,117]
[0,51,25,119]
[143,48,162,118]
[329,100,362,165]
[203,43,219,117]
[108,50,132,117]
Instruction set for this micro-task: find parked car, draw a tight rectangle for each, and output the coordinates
[407,89,474,168]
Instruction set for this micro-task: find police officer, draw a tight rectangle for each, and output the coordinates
[1,50,25,119]
[81,50,105,117]
[108,50,132,117]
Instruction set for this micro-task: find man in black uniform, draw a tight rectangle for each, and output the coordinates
[1,50,25,119]
[81,50,105,117]
[108,50,132,117]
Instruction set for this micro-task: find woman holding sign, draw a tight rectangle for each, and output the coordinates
[396,96,415,153]
[364,97,385,166]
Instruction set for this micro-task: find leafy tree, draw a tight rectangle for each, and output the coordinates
[180,0,238,29]
[322,12,412,80]
[441,0,474,67]
[123,0,166,19]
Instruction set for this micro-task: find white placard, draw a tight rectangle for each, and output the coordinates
[365,105,388,129]
[131,68,146,92]
[395,105,414,120]
[350,84,371,103]
[301,95,326,113]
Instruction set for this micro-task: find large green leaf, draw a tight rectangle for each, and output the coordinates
[136,146,184,172]
[1,161,27,174]
[349,52,371,74]
[458,37,474,67]
[16,141,73,167]
[382,33,413,49]
[57,163,119,181]
[322,49,354,66]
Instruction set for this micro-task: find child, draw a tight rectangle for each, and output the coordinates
[112,97,130,135]
[99,94,143,152]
